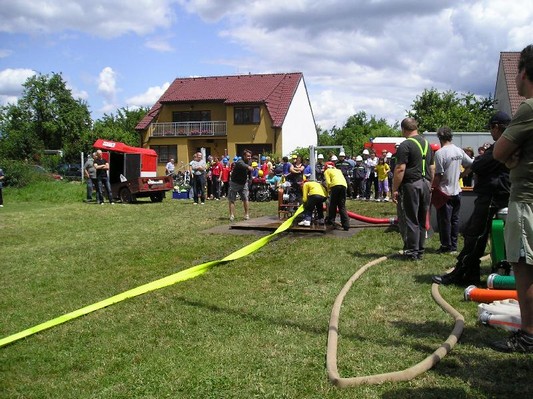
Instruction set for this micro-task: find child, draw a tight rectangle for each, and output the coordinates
[375,157,391,201]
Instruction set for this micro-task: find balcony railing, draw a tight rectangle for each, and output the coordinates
[150,121,227,137]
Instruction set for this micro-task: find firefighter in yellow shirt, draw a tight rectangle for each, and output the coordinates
[323,162,350,230]
[297,180,327,226]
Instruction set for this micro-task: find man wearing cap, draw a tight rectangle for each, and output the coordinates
[352,155,366,199]
[323,162,350,231]
[433,112,511,286]
[392,118,434,260]
[335,151,353,198]
[492,44,533,353]
[315,154,325,181]
[229,149,254,221]
[431,126,474,254]
[364,150,379,200]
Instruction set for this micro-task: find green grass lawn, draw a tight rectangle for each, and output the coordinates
[0,181,531,398]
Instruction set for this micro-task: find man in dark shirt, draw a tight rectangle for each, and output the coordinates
[433,111,511,285]
[94,150,114,205]
[392,118,435,260]
[228,149,253,222]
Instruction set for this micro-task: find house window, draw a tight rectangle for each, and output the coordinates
[234,106,260,125]
[173,111,211,122]
[151,145,177,163]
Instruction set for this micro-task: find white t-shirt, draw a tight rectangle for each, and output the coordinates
[434,144,473,196]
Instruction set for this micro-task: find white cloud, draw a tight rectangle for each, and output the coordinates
[179,0,533,129]
[145,37,175,52]
[97,67,117,100]
[0,68,36,105]
[126,82,171,108]
[0,49,12,58]
[0,0,176,38]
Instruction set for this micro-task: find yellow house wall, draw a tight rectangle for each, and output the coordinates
[224,105,276,156]
[157,102,227,122]
[143,103,278,173]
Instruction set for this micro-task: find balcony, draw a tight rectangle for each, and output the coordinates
[150,121,227,137]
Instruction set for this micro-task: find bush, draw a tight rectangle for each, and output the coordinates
[1,159,54,188]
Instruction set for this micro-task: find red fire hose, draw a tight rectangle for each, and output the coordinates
[347,210,397,225]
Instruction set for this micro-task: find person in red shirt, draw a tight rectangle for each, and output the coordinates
[210,156,222,200]
[220,157,231,197]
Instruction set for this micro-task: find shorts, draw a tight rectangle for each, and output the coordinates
[504,201,533,265]
[228,181,249,202]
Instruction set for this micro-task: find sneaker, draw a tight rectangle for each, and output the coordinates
[298,220,311,227]
[201,202,205,205]
[244,214,249,220]
[193,202,198,205]
[110,202,115,205]
[490,330,533,353]
[100,202,105,205]
[229,215,235,222]
[0,204,3,208]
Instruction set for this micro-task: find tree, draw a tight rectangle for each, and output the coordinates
[0,72,92,161]
[330,111,399,156]
[409,88,495,133]
[89,107,148,148]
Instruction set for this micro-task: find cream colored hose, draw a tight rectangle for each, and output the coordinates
[326,255,465,387]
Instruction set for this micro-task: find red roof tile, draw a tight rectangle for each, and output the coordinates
[136,72,303,130]
[500,52,526,116]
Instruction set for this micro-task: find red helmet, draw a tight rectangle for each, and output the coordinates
[430,143,440,152]
[323,161,335,171]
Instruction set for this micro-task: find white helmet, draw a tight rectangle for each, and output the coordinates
[317,153,324,160]
[330,155,338,161]
[362,149,370,155]
[355,155,363,161]
[386,152,392,158]
[339,151,346,157]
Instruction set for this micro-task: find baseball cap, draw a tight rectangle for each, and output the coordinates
[486,111,511,128]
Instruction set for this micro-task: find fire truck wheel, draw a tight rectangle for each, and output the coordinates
[119,187,133,203]
[150,192,164,202]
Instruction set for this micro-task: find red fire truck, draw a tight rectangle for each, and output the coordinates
[93,139,173,203]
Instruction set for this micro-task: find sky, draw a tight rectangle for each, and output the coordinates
[0,0,532,131]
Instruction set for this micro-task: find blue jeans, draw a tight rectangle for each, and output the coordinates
[192,174,206,203]
[97,177,113,203]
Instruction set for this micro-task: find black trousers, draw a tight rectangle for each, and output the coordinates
[455,193,509,274]
[436,194,461,251]
[397,179,431,257]
[327,185,349,229]
[303,195,326,220]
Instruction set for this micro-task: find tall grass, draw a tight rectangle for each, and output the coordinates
[0,181,531,399]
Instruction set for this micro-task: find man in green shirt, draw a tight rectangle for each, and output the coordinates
[493,44,533,353]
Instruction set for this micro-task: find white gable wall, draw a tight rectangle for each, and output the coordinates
[495,59,512,117]
[281,79,317,155]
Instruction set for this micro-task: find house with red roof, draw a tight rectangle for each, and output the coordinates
[135,72,316,172]
[494,52,526,118]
